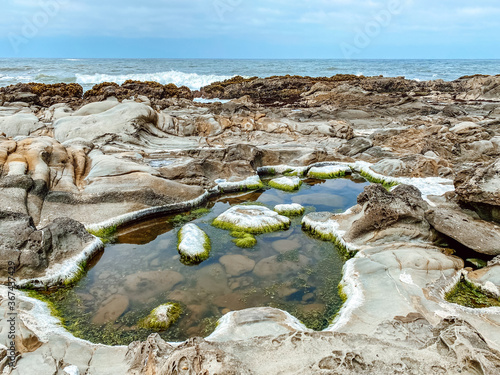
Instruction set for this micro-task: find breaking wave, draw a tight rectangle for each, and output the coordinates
[75,70,233,90]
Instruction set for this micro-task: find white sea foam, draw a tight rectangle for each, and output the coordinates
[75,70,233,90]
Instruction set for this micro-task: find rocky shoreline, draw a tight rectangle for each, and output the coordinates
[1,74,500,374]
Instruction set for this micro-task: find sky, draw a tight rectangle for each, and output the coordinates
[0,0,499,58]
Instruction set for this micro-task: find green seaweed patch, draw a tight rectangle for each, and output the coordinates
[170,207,211,227]
[88,225,118,244]
[268,179,302,192]
[232,233,257,248]
[63,260,88,287]
[277,249,300,263]
[302,222,357,260]
[201,316,221,336]
[275,207,305,217]
[355,169,398,190]
[445,277,500,309]
[212,218,290,235]
[308,170,347,180]
[23,289,65,324]
[245,181,264,191]
[138,303,183,331]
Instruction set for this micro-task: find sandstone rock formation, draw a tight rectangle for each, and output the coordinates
[1,74,500,374]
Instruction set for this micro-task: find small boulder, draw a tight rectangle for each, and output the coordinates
[219,254,255,277]
[213,205,290,234]
[177,223,211,265]
[268,176,302,192]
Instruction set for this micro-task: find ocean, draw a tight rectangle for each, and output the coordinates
[0,58,499,92]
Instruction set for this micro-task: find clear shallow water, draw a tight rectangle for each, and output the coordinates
[0,58,499,91]
[44,177,369,345]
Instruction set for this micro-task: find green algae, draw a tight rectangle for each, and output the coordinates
[301,222,357,261]
[446,277,500,309]
[170,207,211,227]
[64,260,88,287]
[308,169,347,180]
[231,232,257,248]
[177,227,211,265]
[212,218,290,235]
[88,225,118,244]
[274,206,305,217]
[277,249,300,263]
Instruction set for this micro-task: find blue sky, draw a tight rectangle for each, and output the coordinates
[0,0,499,58]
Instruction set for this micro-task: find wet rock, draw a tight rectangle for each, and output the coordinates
[92,294,129,325]
[426,208,500,256]
[219,255,255,277]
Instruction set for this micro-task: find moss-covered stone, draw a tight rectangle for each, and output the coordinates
[212,205,290,234]
[138,303,183,331]
[232,234,257,248]
[274,203,305,217]
[268,176,302,192]
[307,166,351,179]
[177,223,211,265]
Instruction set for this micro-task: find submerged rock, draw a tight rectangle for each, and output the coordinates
[213,205,290,234]
[92,294,129,325]
[268,176,302,192]
[138,303,182,331]
[177,223,211,265]
[219,254,255,277]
